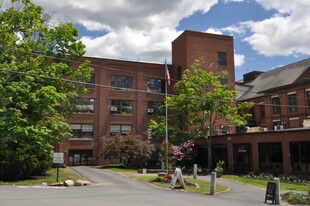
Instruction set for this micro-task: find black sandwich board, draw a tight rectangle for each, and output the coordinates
[265,182,276,204]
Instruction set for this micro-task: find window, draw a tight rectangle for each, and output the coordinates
[147,101,165,116]
[110,125,132,136]
[147,128,162,140]
[259,104,265,118]
[111,100,132,115]
[220,125,230,135]
[73,98,95,113]
[272,96,281,115]
[290,141,310,173]
[288,93,297,112]
[147,79,165,93]
[217,52,227,66]
[258,142,283,172]
[112,76,133,90]
[177,66,182,80]
[306,91,310,108]
[70,124,93,138]
[86,74,95,88]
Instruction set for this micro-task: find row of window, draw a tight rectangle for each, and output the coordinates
[257,91,310,118]
[73,99,165,116]
[70,124,157,138]
[70,124,162,140]
[88,75,167,93]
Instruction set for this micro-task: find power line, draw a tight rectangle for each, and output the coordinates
[1,68,310,109]
[3,42,309,102]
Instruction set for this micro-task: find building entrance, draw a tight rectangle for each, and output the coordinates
[68,150,93,166]
[233,143,252,174]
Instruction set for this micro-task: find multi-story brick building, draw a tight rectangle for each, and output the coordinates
[59,30,236,167]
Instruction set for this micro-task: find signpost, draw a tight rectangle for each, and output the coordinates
[53,153,64,182]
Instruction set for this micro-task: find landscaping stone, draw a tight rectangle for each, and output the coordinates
[63,180,75,187]
[74,180,91,186]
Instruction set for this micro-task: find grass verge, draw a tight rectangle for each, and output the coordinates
[97,164,137,173]
[0,167,86,185]
[131,176,229,195]
[222,176,308,192]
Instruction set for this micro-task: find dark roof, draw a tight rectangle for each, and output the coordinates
[238,58,310,101]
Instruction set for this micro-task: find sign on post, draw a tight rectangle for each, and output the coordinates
[53,152,64,164]
[170,168,186,189]
[53,153,64,182]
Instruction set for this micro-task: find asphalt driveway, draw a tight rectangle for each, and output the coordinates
[0,166,268,206]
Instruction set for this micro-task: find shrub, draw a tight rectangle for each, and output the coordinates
[101,133,155,168]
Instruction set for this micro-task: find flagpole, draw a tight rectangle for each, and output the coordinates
[165,59,169,174]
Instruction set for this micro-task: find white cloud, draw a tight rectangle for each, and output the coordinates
[205,27,223,35]
[234,53,245,67]
[229,0,310,57]
[31,0,218,62]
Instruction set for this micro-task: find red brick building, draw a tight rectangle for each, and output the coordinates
[204,59,310,176]
[60,30,310,177]
[59,30,236,167]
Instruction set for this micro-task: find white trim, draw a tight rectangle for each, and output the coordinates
[287,92,296,95]
[272,119,281,122]
[289,117,299,120]
[271,95,279,98]
[305,88,310,92]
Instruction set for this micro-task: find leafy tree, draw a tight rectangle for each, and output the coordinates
[0,0,92,180]
[101,133,155,168]
[149,57,252,169]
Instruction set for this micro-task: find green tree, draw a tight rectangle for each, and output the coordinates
[0,0,92,180]
[101,133,155,168]
[149,57,252,169]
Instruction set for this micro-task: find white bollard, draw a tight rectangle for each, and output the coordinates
[274,178,280,205]
[193,164,197,179]
[210,172,217,195]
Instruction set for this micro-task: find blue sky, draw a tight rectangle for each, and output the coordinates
[26,0,310,80]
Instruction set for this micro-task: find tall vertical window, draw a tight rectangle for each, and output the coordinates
[86,74,95,88]
[217,52,227,66]
[112,76,133,90]
[111,100,132,115]
[306,90,310,109]
[177,66,182,80]
[290,141,310,173]
[272,96,281,115]
[259,104,265,118]
[70,124,94,138]
[147,79,165,93]
[110,125,132,136]
[73,98,95,113]
[147,101,165,116]
[288,93,297,112]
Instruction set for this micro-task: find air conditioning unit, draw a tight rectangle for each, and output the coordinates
[111,106,118,112]
[147,108,154,113]
[274,125,284,130]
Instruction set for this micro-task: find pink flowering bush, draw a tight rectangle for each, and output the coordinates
[172,140,194,164]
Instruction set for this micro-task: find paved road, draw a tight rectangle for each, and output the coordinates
[0,166,267,206]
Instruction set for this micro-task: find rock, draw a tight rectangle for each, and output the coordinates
[64,180,75,187]
[41,182,48,187]
[75,179,91,186]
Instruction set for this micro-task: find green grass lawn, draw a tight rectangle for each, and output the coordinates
[97,165,137,173]
[222,175,309,192]
[0,167,86,185]
[132,176,229,195]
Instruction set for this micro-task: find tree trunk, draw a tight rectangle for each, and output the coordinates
[207,135,212,170]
